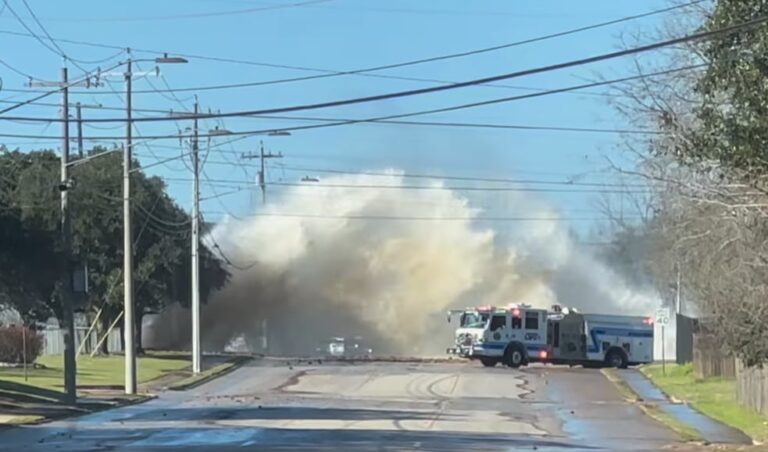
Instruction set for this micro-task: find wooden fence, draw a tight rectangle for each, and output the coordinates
[692,333,736,378]
[737,362,768,416]
[693,333,768,415]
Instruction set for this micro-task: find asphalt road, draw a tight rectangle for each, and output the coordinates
[0,358,687,451]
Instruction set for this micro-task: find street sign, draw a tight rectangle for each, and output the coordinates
[655,307,671,326]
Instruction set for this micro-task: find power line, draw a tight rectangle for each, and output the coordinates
[0,60,125,114]
[0,65,705,149]
[200,216,259,271]
[0,62,707,128]
[182,173,648,190]
[0,57,36,79]
[264,165,654,188]
[134,133,259,171]
[134,203,190,227]
[193,180,652,202]
[20,0,71,59]
[12,0,105,78]
[0,98,662,134]
[135,149,602,178]
[2,0,60,56]
[201,210,642,223]
[52,0,333,23]
[266,181,651,194]
[0,0,705,95]
[245,116,662,135]
[201,168,250,221]
[156,159,649,189]
[2,11,733,121]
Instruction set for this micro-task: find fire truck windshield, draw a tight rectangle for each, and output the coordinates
[460,312,489,328]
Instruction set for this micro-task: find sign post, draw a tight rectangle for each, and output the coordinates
[655,307,671,376]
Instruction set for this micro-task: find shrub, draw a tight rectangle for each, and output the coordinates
[0,326,43,364]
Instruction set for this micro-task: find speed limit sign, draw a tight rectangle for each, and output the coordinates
[655,307,671,326]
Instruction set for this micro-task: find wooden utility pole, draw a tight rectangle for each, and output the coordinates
[191,99,201,374]
[27,66,96,405]
[75,102,84,159]
[242,141,282,204]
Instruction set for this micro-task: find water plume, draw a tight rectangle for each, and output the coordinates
[148,171,658,355]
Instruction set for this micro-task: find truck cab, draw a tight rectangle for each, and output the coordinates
[446,306,493,356]
[468,305,550,368]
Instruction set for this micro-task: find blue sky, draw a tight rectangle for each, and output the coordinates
[0,0,672,232]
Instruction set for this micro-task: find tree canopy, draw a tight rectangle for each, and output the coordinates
[0,147,229,350]
[605,0,768,367]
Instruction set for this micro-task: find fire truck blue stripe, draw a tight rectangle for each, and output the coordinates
[587,328,653,353]
[474,343,548,352]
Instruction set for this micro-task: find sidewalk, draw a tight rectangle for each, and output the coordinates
[0,353,252,426]
[611,368,752,445]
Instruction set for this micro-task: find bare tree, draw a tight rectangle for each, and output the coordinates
[602,0,768,365]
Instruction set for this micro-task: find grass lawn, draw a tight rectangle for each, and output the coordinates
[643,363,768,442]
[0,353,191,394]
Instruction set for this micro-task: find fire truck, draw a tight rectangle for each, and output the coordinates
[446,305,496,357]
[447,304,654,369]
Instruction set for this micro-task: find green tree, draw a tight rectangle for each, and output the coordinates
[607,0,768,367]
[0,148,229,353]
[0,150,60,324]
[689,0,768,178]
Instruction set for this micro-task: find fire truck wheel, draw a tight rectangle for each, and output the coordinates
[480,357,497,367]
[605,348,628,369]
[503,342,527,368]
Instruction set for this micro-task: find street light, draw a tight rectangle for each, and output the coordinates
[155,53,189,64]
[123,54,187,395]
[206,128,291,138]
[208,126,232,136]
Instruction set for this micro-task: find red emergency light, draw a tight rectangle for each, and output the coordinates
[511,308,521,317]
[539,350,548,359]
[643,317,654,325]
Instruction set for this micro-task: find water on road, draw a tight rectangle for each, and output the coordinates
[0,359,686,451]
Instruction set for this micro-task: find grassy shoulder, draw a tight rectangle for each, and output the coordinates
[0,353,190,394]
[601,368,701,442]
[642,363,768,443]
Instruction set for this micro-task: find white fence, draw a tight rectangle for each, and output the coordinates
[41,326,122,355]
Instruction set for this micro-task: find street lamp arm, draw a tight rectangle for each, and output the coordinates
[66,149,120,168]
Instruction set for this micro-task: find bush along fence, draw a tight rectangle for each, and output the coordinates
[0,326,43,365]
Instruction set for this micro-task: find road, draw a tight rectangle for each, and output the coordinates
[0,358,689,451]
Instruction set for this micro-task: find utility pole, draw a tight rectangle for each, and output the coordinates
[191,99,201,374]
[75,102,84,159]
[28,67,104,405]
[59,66,77,405]
[123,58,137,395]
[242,141,282,204]
[675,262,682,315]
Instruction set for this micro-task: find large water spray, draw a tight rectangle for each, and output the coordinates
[148,171,658,355]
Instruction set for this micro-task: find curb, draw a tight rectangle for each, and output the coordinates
[167,357,251,391]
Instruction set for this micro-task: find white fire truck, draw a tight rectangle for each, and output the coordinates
[446,306,495,357]
[447,304,654,369]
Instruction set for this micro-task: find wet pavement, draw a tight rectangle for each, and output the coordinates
[618,369,752,445]
[0,359,690,450]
